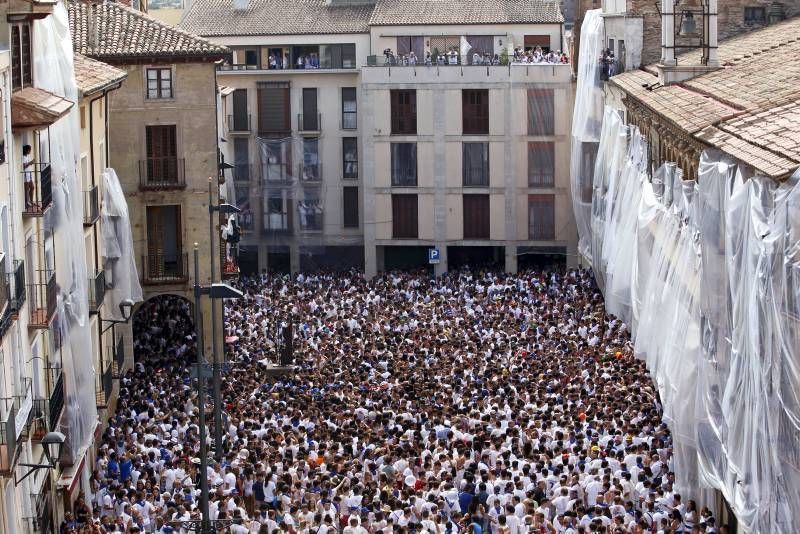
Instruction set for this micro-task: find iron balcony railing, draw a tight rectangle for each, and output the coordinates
[142,253,189,284]
[15,378,33,441]
[9,260,25,313]
[263,162,292,183]
[0,256,10,340]
[96,364,113,408]
[22,163,53,217]
[26,490,52,533]
[299,162,322,182]
[227,114,251,133]
[83,185,100,225]
[47,371,63,432]
[30,399,48,442]
[0,397,19,475]
[138,157,186,190]
[113,337,125,378]
[88,270,106,312]
[297,113,321,132]
[28,270,56,328]
[263,212,291,234]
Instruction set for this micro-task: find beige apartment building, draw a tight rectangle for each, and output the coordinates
[183,0,577,276]
[68,0,230,357]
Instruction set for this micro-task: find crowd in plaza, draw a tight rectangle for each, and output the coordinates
[381,46,568,66]
[73,268,723,533]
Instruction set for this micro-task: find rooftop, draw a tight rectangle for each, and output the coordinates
[73,53,127,96]
[180,0,373,37]
[181,0,563,37]
[67,0,229,61]
[368,0,563,26]
[611,16,800,179]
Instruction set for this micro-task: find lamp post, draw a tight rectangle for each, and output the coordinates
[15,431,65,485]
[207,178,241,461]
[191,244,244,532]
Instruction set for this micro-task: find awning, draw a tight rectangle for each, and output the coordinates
[12,87,74,130]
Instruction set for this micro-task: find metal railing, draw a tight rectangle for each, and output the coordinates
[233,163,253,182]
[9,260,25,312]
[0,256,9,339]
[142,253,189,284]
[0,397,19,474]
[113,337,125,378]
[28,270,56,328]
[15,378,33,440]
[83,185,100,225]
[22,163,53,217]
[297,202,323,232]
[88,270,106,312]
[48,372,63,431]
[96,364,113,407]
[299,162,322,182]
[297,113,321,132]
[227,114,251,133]
[263,212,291,234]
[30,399,48,442]
[26,490,51,533]
[138,157,186,190]
[218,63,261,71]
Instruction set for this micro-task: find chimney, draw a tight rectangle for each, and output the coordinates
[233,0,248,11]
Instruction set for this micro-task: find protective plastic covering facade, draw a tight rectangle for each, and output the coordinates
[33,3,97,462]
[101,168,143,320]
[573,98,800,530]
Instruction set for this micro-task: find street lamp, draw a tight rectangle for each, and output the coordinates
[15,431,65,485]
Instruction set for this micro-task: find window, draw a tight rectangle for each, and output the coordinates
[391,90,416,134]
[231,89,249,131]
[528,194,555,240]
[528,142,555,186]
[11,23,32,91]
[462,143,489,186]
[301,88,319,131]
[262,140,292,182]
[463,194,490,239]
[144,125,180,185]
[244,49,259,66]
[524,34,551,52]
[580,142,599,202]
[527,89,555,135]
[146,68,173,99]
[462,89,489,135]
[391,143,417,186]
[342,88,357,130]
[264,189,292,232]
[145,205,185,281]
[234,138,249,181]
[392,194,418,238]
[343,187,359,228]
[301,138,320,181]
[396,36,425,59]
[744,6,766,23]
[343,138,358,179]
[298,188,322,231]
[257,82,291,135]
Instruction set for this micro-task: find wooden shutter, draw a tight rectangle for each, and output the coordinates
[528,142,555,186]
[391,90,416,134]
[392,194,418,239]
[527,89,555,135]
[343,186,359,228]
[462,90,488,134]
[233,89,248,130]
[302,88,318,130]
[463,194,490,239]
[257,83,291,135]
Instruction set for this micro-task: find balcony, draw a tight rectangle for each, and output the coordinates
[88,270,106,313]
[95,364,113,408]
[142,253,189,284]
[15,378,33,442]
[22,163,53,217]
[263,212,291,235]
[297,113,321,133]
[24,490,52,534]
[138,157,186,191]
[47,372,63,432]
[112,337,125,379]
[299,162,322,183]
[83,185,100,226]
[8,260,25,313]
[298,201,323,232]
[27,270,56,329]
[0,397,20,475]
[263,162,292,184]
[227,114,251,134]
[360,60,573,85]
[0,256,10,340]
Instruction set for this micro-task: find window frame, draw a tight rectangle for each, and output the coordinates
[528,194,556,241]
[527,88,555,136]
[390,90,417,135]
[146,67,174,100]
[391,194,419,239]
[343,186,359,228]
[527,141,555,186]
[342,87,358,130]
[390,143,418,187]
[462,194,490,239]
[11,23,32,91]
[462,89,489,135]
[343,137,359,180]
[744,6,766,23]
[462,142,490,187]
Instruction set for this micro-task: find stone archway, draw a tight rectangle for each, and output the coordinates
[131,294,195,364]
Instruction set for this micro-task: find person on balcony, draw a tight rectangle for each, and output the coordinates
[23,144,34,209]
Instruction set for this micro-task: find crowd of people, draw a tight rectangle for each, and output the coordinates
[72,268,723,533]
[511,47,569,65]
[381,46,568,66]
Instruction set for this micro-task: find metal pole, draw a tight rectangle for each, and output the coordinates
[193,245,211,532]
[209,179,224,461]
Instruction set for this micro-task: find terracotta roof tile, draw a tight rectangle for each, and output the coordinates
[73,53,127,95]
[68,0,228,59]
[368,0,564,26]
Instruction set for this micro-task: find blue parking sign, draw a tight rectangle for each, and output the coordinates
[428,248,440,264]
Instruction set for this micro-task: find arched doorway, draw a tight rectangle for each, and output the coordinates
[131,294,195,366]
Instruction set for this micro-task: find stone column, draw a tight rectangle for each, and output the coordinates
[432,86,448,276]
[705,0,719,67]
[660,0,676,65]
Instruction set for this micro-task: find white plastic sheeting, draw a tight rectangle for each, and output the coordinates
[580,104,800,532]
[33,3,97,462]
[570,9,605,259]
[101,168,143,320]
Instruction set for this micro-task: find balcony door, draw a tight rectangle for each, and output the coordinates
[145,125,178,184]
[232,89,248,131]
[146,205,182,276]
